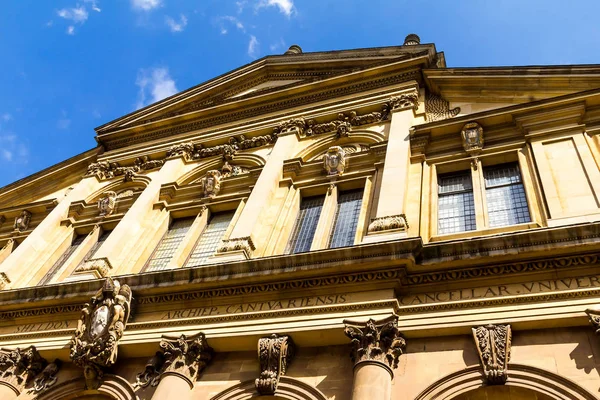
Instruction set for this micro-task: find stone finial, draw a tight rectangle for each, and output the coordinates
[367,214,408,233]
[585,308,600,335]
[159,333,213,388]
[323,146,346,176]
[13,210,32,232]
[284,45,302,55]
[199,170,222,198]
[0,346,47,393]
[70,277,132,389]
[97,191,117,217]
[31,359,61,393]
[472,324,511,385]
[256,334,295,396]
[403,34,421,45]
[344,315,406,373]
[461,122,484,156]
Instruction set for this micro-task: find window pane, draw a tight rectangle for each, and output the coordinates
[145,217,195,272]
[438,172,476,234]
[286,196,325,254]
[329,189,363,248]
[39,234,86,285]
[484,163,531,228]
[185,212,234,267]
[74,230,111,272]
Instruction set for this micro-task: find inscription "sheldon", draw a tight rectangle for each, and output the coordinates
[14,320,72,333]
[399,275,600,306]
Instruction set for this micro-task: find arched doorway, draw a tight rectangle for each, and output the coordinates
[36,374,138,400]
[454,386,553,400]
[210,376,328,400]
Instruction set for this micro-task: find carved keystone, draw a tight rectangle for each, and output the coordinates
[472,324,511,385]
[344,315,406,375]
[256,334,295,395]
[159,333,213,388]
[0,346,47,394]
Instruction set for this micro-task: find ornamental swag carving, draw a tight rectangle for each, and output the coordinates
[31,359,61,393]
[70,277,132,389]
[323,146,346,176]
[472,324,512,385]
[344,315,406,371]
[158,333,213,386]
[0,346,46,393]
[256,334,296,396]
[13,210,31,232]
[97,191,117,217]
[199,170,222,198]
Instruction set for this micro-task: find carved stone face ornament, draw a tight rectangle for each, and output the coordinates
[200,170,222,198]
[323,146,346,176]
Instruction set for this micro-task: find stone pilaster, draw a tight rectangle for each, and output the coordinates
[472,324,512,385]
[255,334,295,395]
[0,346,47,398]
[344,315,406,400]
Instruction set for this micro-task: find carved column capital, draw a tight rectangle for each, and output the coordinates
[159,333,213,388]
[344,315,406,375]
[256,334,295,395]
[166,142,195,161]
[0,346,47,393]
[387,91,419,113]
[472,324,511,385]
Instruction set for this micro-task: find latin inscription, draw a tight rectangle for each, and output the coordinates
[399,275,600,306]
[14,320,72,333]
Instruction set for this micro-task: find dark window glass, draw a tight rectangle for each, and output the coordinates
[145,217,195,272]
[438,171,476,234]
[484,163,531,227]
[74,229,111,272]
[329,189,363,248]
[286,196,325,254]
[185,212,234,267]
[39,234,86,285]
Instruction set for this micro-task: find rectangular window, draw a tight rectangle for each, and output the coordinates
[75,229,111,271]
[329,189,363,248]
[145,217,195,272]
[39,234,86,285]
[286,195,325,254]
[438,171,476,234]
[185,212,234,267]
[484,163,531,227]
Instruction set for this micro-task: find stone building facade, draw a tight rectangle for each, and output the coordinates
[0,35,600,399]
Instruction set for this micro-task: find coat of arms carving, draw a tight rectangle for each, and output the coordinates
[97,191,117,217]
[13,210,32,232]
[70,277,132,389]
[199,170,222,198]
[323,146,347,176]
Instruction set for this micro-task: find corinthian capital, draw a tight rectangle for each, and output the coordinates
[0,346,47,393]
[159,333,213,388]
[344,315,406,372]
[387,91,419,112]
[472,324,511,385]
[256,334,295,395]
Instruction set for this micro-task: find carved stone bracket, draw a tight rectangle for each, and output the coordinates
[425,93,460,122]
[70,278,132,389]
[31,359,61,393]
[472,324,512,385]
[0,346,46,394]
[344,315,406,374]
[585,308,600,335]
[256,334,295,396]
[13,210,31,232]
[217,236,255,257]
[74,257,113,278]
[159,333,213,388]
[367,214,408,233]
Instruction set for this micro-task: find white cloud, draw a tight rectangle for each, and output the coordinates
[218,16,245,35]
[256,0,295,17]
[67,26,75,35]
[131,0,161,11]
[84,0,101,12]
[57,6,89,23]
[165,14,188,32]
[135,67,178,109]
[0,135,27,164]
[1,113,11,122]
[248,35,259,58]
[269,38,286,52]
[1,149,12,162]
[236,1,247,13]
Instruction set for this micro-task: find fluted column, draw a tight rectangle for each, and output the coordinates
[344,316,406,400]
[149,333,213,400]
[0,346,47,398]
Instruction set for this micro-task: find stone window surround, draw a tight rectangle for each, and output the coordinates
[427,149,542,242]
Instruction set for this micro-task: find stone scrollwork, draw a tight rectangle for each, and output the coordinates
[323,146,346,176]
[461,121,484,156]
[159,333,213,387]
[367,214,408,233]
[134,352,164,389]
[585,308,600,335]
[472,324,512,385]
[70,277,132,389]
[343,315,406,372]
[31,359,61,393]
[97,191,117,217]
[199,170,222,198]
[13,210,32,232]
[0,346,46,393]
[256,334,295,396]
[217,236,255,257]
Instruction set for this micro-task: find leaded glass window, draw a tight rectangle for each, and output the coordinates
[438,171,476,234]
[39,234,86,285]
[329,189,363,248]
[74,229,111,272]
[145,217,195,272]
[185,212,234,267]
[484,163,531,228]
[286,195,325,254]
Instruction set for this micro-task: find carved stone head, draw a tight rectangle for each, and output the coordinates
[13,210,32,232]
[200,170,222,198]
[323,146,347,176]
[461,122,484,155]
[97,191,117,217]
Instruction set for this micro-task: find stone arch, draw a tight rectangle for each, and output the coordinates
[36,374,138,400]
[210,377,328,400]
[295,129,385,162]
[177,153,265,186]
[414,364,597,400]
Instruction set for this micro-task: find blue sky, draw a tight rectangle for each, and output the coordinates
[1,0,599,188]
